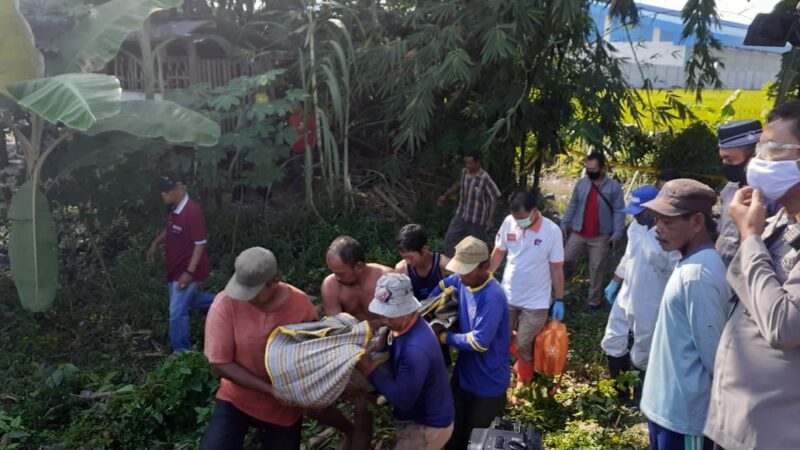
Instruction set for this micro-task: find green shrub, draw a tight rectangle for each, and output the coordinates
[62,352,217,449]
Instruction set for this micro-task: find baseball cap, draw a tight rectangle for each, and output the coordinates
[158,173,186,192]
[445,236,488,275]
[224,247,277,301]
[623,185,659,215]
[368,273,421,318]
[717,119,762,149]
[641,178,716,217]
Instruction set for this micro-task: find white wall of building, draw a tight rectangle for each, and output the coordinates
[609,26,781,90]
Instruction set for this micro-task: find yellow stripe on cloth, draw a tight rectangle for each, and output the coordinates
[264,313,373,408]
[466,332,487,352]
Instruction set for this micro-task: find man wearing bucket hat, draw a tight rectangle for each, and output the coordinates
[716,119,782,267]
[637,180,732,450]
[428,236,510,450]
[201,247,318,450]
[355,273,454,450]
[601,185,679,405]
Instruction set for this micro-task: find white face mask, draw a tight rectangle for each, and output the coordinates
[746,157,800,202]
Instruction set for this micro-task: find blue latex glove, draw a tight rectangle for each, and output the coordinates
[551,300,564,321]
[605,280,622,305]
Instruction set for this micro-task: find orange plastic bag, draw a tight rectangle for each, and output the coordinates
[533,320,569,380]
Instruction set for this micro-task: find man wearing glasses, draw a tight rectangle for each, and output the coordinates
[705,100,800,450]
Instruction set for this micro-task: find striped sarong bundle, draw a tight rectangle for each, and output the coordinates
[264,313,372,408]
[419,286,459,334]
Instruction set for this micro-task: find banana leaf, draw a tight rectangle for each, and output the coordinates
[7,74,121,131]
[9,181,58,312]
[0,0,44,98]
[84,100,220,146]
[54,0,182,74]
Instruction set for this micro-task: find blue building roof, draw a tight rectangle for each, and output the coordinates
[590,2,790,54]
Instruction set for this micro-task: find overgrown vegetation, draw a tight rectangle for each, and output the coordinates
[0,196,651,449]
[1,0,795,448]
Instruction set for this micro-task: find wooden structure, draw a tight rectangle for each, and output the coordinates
[107,18,277,92]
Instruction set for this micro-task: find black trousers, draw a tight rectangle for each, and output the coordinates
[199,400,302,450]
[445,380,507,450]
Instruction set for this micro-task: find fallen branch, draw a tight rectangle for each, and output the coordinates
[373,186,411,221]
[301,427,337,450]
[74,390,120,402]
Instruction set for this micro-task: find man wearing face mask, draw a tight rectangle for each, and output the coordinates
[561,152,626,314]
[601,186,679,406]
[705,100,800,450]
[716,119,768,267]
[489,189,565,388]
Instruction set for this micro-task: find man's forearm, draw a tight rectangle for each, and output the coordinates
[212,362,273,395]
[487,200,497,226]
[442,182,459,198]
[150,230,166,248]
[188,244,205,273]
[488,248,505,274]
[551,265,565,299]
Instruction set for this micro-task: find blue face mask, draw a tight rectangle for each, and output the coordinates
[515,213,533,228]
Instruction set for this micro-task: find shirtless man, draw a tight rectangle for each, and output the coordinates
[322,236,393,320]
[319,236,392,450]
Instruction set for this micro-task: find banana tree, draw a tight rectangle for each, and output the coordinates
[1,0,221,312]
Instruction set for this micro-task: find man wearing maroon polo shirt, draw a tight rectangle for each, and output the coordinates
[147,175,215,353]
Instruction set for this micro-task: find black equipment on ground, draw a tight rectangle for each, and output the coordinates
[467,417,542,450]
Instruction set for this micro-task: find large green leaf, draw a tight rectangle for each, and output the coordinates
[7,74,121,131]
[54,0,182,74]
[9,181,58,312]
[0,0,44,98]
[84,100,220,146]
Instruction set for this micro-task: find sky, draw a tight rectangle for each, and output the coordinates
[637,0,782,24]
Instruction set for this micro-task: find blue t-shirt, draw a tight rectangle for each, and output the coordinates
[641,247,733,436]
[431,274,510,397]
[367,317,454,427]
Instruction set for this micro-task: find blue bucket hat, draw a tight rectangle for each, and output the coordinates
[717,119,762,149]
[624,185,659,215]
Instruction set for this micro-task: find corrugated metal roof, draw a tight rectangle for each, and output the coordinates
[591,1,791,54]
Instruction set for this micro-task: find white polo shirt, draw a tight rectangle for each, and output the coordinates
[495,212,564,310]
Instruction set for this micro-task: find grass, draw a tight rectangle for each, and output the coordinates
[628,88,774,130]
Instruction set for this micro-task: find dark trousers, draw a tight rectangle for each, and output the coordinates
[647,420,713,450]
[444,214,489,257]
[445,380,506,450]
[200,400,302,450]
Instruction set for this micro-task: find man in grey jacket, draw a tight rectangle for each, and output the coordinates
[561,152,625,313]
[705,100,800,450]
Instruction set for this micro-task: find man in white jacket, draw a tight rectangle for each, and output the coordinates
[601,185,679,404]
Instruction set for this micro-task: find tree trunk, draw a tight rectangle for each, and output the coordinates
[517,133,528,187]
[532,141,545,197]
[138,19,156,100]
[0,129,8,169]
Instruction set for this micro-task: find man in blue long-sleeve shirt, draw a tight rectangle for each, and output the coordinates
[356,273,454,450]
[428,236,510,450]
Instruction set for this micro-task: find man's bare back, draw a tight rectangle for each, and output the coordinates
[322,263,393,320]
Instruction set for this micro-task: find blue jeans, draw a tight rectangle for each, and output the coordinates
[169,281,215,352]
[647,420,713,450]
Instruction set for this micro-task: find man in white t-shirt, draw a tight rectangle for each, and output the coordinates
[489,189,565,387]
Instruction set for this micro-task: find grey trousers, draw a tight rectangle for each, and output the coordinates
[564,233,610,307]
